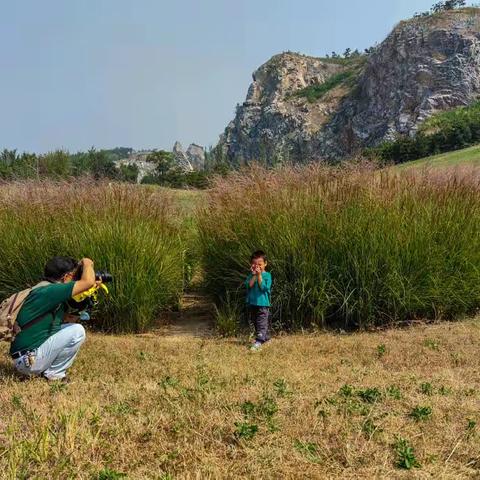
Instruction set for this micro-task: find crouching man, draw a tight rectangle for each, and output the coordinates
[10,256,96,382]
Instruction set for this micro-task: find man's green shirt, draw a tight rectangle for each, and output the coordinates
[245,271,272,307]
[10,282,74,354]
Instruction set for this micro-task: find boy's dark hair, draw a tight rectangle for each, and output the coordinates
[44,256,78,282]
[251,250,267,262]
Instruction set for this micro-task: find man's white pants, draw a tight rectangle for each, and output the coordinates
[14,323,86,380]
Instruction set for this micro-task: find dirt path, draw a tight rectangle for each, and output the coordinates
[153,289,215,338]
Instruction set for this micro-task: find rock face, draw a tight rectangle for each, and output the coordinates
[115,151,156,182]
[172,142,206,171]
[186,143,206,170]
[217,52,348,164]
[173,141,193,171]
[217,9,480,163]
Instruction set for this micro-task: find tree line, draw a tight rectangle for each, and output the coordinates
[0,146,231,189]
[0,148,137,182]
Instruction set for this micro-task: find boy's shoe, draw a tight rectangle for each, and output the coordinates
[249,341,263,351]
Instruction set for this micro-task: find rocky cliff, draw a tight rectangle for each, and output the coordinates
[216,8,480,163]
[172,141,206,171]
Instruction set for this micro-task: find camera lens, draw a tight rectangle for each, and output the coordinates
[95,271,113,283]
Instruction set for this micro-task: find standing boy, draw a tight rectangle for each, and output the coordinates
[245,250,272,351]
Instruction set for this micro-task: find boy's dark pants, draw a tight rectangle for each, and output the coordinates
[248,306,270,343]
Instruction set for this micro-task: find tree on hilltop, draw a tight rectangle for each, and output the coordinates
[431,0,466,13]
[415,0,467,17]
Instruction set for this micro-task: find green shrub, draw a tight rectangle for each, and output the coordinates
[234,421,258,440]
[394,437,421,469]
[292,70,355,102]
[96,468,127,480]
[371,101,480,164]
[198,164,480,330]
[357,387,382,404]
[386,385,402,400]
[410,405,433,421]
[0,181,192,332]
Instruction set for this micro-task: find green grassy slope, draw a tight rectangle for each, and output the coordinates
[397,144,480,169]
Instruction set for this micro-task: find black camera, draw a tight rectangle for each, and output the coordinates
[95,270,113,283]
[74,264,113,283]
[69,267,112,321]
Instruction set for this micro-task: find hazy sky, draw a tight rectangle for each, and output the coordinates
[0,0,437,153]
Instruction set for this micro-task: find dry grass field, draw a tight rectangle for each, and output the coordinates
[1,317,479,479]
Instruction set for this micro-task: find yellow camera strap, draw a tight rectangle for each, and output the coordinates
[72,283,109,303]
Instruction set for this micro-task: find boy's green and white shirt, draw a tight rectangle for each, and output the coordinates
[245,271,272,307]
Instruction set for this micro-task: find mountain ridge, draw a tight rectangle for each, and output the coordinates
[215,8,480,165]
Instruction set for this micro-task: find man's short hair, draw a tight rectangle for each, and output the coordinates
[44,256,78,282]
[250,250,267,262]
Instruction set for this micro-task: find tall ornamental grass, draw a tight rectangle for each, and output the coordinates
[0,181,190,332]
[198,164,480,330]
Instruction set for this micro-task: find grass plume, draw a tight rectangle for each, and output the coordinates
[0,180,195,332]
[198,163,480,330]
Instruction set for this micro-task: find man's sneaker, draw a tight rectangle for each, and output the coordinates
[249,341,263,351]
[42,374,70,384]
